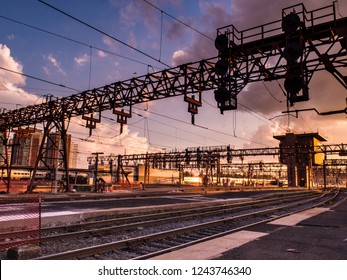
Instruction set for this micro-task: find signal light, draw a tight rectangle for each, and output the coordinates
[282,13,301,34]
[284,70,309,106]
[215,34,228,52]
[282,11,308,106]
[283,41,303,63]
[214,86,237,113]
[215,59,229,76]
[214,33,229,76]
[214,87,230,103]
[284,74,303,95]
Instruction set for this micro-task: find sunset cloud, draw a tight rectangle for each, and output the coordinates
[74,53,89,67]
[46,54,66,75]
[0,44,25,86]
[0,45,42,109]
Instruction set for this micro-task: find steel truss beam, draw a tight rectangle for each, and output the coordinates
[88,144,347,168]
[215,2,347,110]
[0,3,346,131]
[0,59,218,130]
[324,159,347,166]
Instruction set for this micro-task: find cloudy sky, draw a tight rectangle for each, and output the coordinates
[1,0,346,167]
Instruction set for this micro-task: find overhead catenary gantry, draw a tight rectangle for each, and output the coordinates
[0,2,346,192]
[88,143,347,186]
[214,2,347,111]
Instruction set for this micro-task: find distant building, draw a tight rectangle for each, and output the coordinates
[69,142,78,168]
[274,132,327,188]
[11,133,31,166]
[43,132,72,168]
[28,131,43,166]
[6,130,76,169]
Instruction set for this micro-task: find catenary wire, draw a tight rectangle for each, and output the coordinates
[0,15,161,70]
[0,66,79,92]
[38,0,172,68]
[142,0,214,41]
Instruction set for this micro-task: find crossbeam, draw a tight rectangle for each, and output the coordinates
[0,2,346,130]
[88,144,346,166]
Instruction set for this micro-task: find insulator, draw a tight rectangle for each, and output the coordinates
[215,59,229,76]
[282,13,301,34]
[215,34,229,52]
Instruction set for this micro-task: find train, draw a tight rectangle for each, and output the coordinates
[0,169,89,184]
[183,176,288,186]
[0,169,47,180]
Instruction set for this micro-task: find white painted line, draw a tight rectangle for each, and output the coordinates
[269,207,330,226]
[42,211,79,217]
[150,230,268,260]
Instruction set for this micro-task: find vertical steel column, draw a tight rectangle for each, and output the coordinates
[29,121,52,192]
[92,152,104,192]
[59,119,71,192]
[0,130,11,193]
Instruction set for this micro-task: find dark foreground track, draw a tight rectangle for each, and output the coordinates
[34,189,339,260]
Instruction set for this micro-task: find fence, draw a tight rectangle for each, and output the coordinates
[0,195,41,252]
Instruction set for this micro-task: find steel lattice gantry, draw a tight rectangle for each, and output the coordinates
[0,2,346,192]
[0,3,345,129]
[214,2,347,111]
[88,143,347,185]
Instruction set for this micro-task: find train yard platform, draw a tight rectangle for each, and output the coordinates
[151,190,347,260]
[39,189,261,227]
[9,185,287,225]
[2,187,346,260]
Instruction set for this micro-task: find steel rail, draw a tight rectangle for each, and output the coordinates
[37,191,317,242]
[134,189,340,260]
[35,190,337,260]
[40,190,312,232]
[0,190,313,245]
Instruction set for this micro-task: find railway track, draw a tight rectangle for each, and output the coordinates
[34,189,339,260]
[39,190,316,239]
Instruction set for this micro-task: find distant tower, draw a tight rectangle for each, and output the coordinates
[69,142,78,168]
[44,132,72,168]
[274,132,326,188]
[28,131,43,167]
[11,133,31,166]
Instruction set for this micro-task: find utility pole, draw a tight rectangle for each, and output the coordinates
[92,152,104,192]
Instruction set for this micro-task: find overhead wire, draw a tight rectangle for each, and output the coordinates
[202,96,289,132]
[131,109,229,145]
[87,106,259,150]
[0,14,161,70]
[142,0,214,41]
[275,80,313,132]
[262,81,284,103]
[132,106,271,147]
[38,0,172,68]
[0,66,80,92]
[101,114,207,147]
